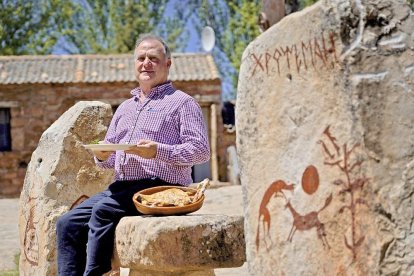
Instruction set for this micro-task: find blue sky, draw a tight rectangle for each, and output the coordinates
[52,0,235,101]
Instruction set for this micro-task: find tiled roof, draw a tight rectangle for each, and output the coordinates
[0,53,220,84]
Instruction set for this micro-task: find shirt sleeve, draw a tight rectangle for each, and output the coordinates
[94,105,124,169]
[156,98,210,166]
[94,154,115,169]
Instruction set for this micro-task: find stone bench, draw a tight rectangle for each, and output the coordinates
[18,102,245,275]
[112,214,246,275]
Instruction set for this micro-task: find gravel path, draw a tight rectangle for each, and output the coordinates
[0,198,20,271]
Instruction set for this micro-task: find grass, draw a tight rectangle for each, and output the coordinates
[0,253,19,276]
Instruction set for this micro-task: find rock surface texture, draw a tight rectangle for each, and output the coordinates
[18,101,114,275]
[236,0,414,275]
[113,215,245,275]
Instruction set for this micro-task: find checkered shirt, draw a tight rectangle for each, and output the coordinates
[96,81,210,185]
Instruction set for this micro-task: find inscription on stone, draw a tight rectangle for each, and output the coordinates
[249,31,338,78]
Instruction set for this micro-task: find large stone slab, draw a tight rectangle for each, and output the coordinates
[113,215,245,275]
[18,101,114,275]
[237,0,414,275]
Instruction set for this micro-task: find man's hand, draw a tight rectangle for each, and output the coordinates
[90,141,114,161]
[92,150,114,161]
[125,139,157,159]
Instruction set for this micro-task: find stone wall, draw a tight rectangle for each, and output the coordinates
[237,0,414,274]
[0,79,226,197]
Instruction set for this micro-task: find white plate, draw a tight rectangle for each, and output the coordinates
[83,144,134,151]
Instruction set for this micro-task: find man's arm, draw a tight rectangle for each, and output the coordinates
[92,149,114,162]
[155,98,210,165]
[124,139,157,159]
[124,97,210,165]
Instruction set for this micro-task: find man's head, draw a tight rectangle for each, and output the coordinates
[133,34,171,92]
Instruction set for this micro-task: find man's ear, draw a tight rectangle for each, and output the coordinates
[167,58,172,68]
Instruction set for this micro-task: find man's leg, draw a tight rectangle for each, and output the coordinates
[83,179,173,276]
[56,191,109,276]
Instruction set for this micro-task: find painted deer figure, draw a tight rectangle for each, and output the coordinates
[256,180,295,251]
[285,194,333,248]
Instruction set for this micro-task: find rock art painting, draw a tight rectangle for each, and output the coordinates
[256,125,370,260]
[256,180,294,250]
[318,125,369,260]
[285,193,332,248]
[302,165,319,195]
[22,194,91,266]
[70,195,90,210]
[256,165,331,251]
[23,196,39,266]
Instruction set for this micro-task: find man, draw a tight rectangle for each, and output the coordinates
[56,34,210,276]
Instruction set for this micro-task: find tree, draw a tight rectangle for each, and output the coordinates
[0,0,74,55]
[223,1,262,90]
[191,0,262,100]
[192,0,324,100]
[60,0,188,54]
[299,0,319,9]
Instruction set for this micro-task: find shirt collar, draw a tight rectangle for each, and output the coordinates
[130,81,173,99]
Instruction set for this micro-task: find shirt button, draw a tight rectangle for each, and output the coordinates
[120,173,124,179]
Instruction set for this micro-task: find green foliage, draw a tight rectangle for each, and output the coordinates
[63,0,187,54]
[0,253,19,276]
[0,271,18,276]
[1,0,188,55]
[193,0,321,99]
[0,0,74,55]
[223,0,261,89]
[192,0,261,99]
[299,0,319,9]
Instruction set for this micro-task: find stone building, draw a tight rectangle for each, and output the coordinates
[0,53,235,197]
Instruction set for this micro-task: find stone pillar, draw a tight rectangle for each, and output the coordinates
[19,101,114,275]
[236,0,414,274]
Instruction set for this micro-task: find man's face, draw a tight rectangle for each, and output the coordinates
[134,39,171,90]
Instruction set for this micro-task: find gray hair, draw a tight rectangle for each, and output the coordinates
[134,33,171,59]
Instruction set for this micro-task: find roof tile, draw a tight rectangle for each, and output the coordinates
[0,53,220,84]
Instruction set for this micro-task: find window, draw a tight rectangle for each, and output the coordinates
[0,108,11,151]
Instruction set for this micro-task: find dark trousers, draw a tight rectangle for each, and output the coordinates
[56,178,173,276]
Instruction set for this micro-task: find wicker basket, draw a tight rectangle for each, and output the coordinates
[133,186,205,215]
